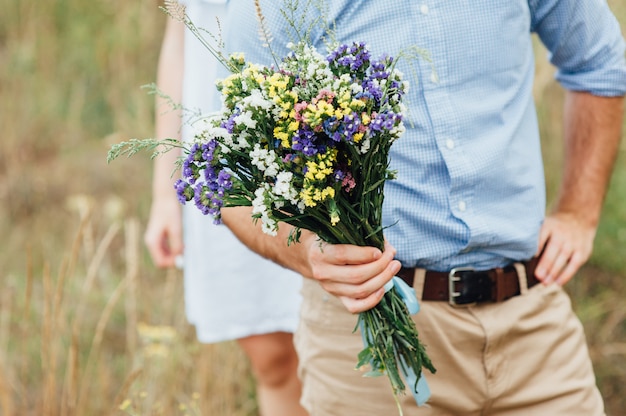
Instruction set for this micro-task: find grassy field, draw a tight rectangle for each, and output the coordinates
[0,0,625,415]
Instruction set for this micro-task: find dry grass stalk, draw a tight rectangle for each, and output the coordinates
[65,201,93,292]
[0,289,14,414]
[0,288,14,416]
[52,258,69,339]
[0,358,14,416]
[23,246,33,321]
[41,262,58,416]
[109,368,143,416]
[72,222,120,333]
[0,287,13,360]
[19,248,33,414]
[77,272,128,414]
[76,276,129,414]
[124,218,140,357]
[60,330,80,416]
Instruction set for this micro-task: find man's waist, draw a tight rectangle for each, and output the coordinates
[396,257,540,306]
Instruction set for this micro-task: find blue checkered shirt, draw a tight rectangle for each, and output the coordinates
[223,0,626,270]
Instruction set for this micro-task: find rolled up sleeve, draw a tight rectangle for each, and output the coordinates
[530,0,626,97]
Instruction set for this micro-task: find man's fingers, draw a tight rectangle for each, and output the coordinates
[555,252,585,286]
[323,242,384,266]
[339,287,386,314]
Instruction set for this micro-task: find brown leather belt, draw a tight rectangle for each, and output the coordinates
[396,257,540,306]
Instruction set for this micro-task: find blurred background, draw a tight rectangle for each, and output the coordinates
[0,0,624,415]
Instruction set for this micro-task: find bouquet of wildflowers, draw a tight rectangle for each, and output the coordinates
[108,1,435,408]
[182,41,435,402]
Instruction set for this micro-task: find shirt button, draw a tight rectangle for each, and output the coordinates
[430,70,439,84]
[458,201,467,212]
[420,4,429,14]
[446,139,455,150]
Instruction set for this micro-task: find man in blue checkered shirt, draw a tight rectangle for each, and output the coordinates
[221,1,626,414]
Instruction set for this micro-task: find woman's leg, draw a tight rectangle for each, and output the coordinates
[237,331,308,416]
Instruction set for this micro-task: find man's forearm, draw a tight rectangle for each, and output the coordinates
[555,91,624,223]
[221,206,314,277]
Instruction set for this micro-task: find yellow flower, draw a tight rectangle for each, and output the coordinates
[305,159,333,181]
[143,343,170,358]
[300,188,317,207]
[267,73,289,98]
[119,399,132,411]
[137,322,177,342]
[273,127,290,148]
[318,100,335,116]
[300,185,336,207]
[218,73,240,95]
[229,52,245,66]
[322,186,335,199]
[350,98,366,110]
[288,120,299,132]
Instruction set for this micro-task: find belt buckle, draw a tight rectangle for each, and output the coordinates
[448,267,476,307]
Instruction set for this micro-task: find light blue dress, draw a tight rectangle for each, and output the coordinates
[179,0,302,343]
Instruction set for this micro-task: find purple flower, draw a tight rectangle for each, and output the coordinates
[193,184,212,216]
[174,179,194,204]
[217,170,233,189]
[370,112,402,133]
[293,128,319,156]
[360,79,383,104]
[182,158,198,184]
[342,112,361,140]
[221,115,237,134]
[203,165,218,184]
[327,42,371,74]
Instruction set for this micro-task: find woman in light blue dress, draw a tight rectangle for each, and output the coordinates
[144,1,306,414]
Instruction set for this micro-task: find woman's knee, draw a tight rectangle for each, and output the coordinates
[238,332,299,387]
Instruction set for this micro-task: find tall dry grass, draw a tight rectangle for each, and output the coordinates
[0,0,625,415]
[0,199,256,416]
[0,0,257,414]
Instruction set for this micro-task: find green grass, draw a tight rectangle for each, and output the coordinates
[0,0,625,414]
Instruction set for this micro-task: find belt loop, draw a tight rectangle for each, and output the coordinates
[413,269,426,301]
[514,262,529,295]
[494,267,506,302]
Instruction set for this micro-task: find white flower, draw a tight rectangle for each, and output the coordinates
[252,187,268,215]
[350,83,364,95]
[236,131,251,149]
[260,216,278,236]
[273,171,299,204]
[250,144,279,177]
[234,110,257,129]
[243,89,273,110]
[251,187,278,236]
[193,118,233,146]
[360,137,371,154]
[265,162,279,177]
[274,171,292,195]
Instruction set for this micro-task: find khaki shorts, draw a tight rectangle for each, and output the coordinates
[295,272,604,416]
